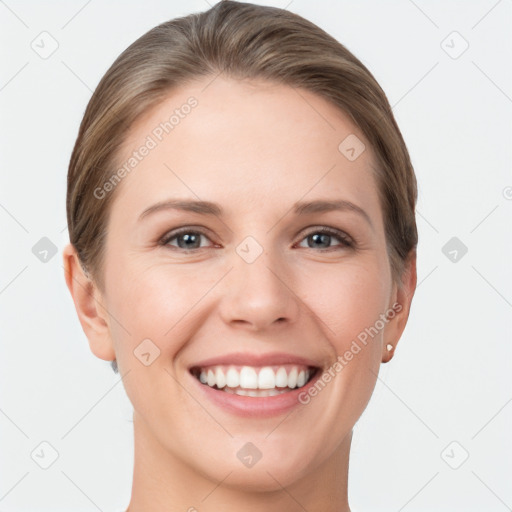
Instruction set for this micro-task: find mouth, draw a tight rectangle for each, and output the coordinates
[189,364,320,397]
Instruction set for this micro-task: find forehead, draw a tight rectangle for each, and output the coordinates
[111,76,382,226]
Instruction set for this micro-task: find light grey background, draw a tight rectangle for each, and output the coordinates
[1,1,511,510]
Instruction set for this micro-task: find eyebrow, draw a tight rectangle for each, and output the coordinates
[138,198,372,226]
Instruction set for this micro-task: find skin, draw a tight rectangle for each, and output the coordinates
[63,75,416,512]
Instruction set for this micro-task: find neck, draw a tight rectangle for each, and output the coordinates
[126,411,352,512]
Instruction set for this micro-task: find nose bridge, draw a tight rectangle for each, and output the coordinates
[219,239,300,330]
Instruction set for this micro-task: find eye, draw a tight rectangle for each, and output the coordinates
[159,226,354,252]
[160,228,214,251]
[297,227,354,251]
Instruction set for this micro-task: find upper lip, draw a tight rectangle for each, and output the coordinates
[188,351,323,370]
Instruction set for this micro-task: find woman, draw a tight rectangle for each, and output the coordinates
[63,1,418,510]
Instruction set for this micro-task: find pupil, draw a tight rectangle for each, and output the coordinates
[311,233,329,248]
[179,233,199,249]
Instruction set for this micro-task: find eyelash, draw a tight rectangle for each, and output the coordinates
[159,226,355,252]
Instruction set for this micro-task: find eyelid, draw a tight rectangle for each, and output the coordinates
[297,225,354,247]
[159,226,216,247]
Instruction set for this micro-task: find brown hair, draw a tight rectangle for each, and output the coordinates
[66,0,418,372]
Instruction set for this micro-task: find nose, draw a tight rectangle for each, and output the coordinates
[218,251,301,332]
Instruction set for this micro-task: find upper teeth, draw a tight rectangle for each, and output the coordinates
[196,365,312,390]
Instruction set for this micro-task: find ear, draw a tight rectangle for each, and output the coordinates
[62,243,115,362]
[381,250,417,363]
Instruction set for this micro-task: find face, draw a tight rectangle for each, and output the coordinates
[73,76,415,490]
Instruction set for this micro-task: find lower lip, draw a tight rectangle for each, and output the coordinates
[188,369,322,418]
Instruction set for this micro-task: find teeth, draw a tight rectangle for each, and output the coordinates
[288,367,298,388]
[240,367,258,389]
[258,367,275,389]
[224,387,289,397]
[207,369,216,387]
[194,364,315,393]
[275,367,288,388]
[215,368,226,389]
[226,368,239,388]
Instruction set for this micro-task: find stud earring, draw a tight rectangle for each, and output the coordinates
[386,343,394,352]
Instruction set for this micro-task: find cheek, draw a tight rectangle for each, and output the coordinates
[300,257,391,349]
[105,257,221,357]
[104,263,200,417]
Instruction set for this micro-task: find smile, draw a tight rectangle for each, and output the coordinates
[190,364,318,397]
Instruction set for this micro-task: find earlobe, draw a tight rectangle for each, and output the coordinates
[382,343,395,363]
[62,243,116,362]
[381,250,417,363]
